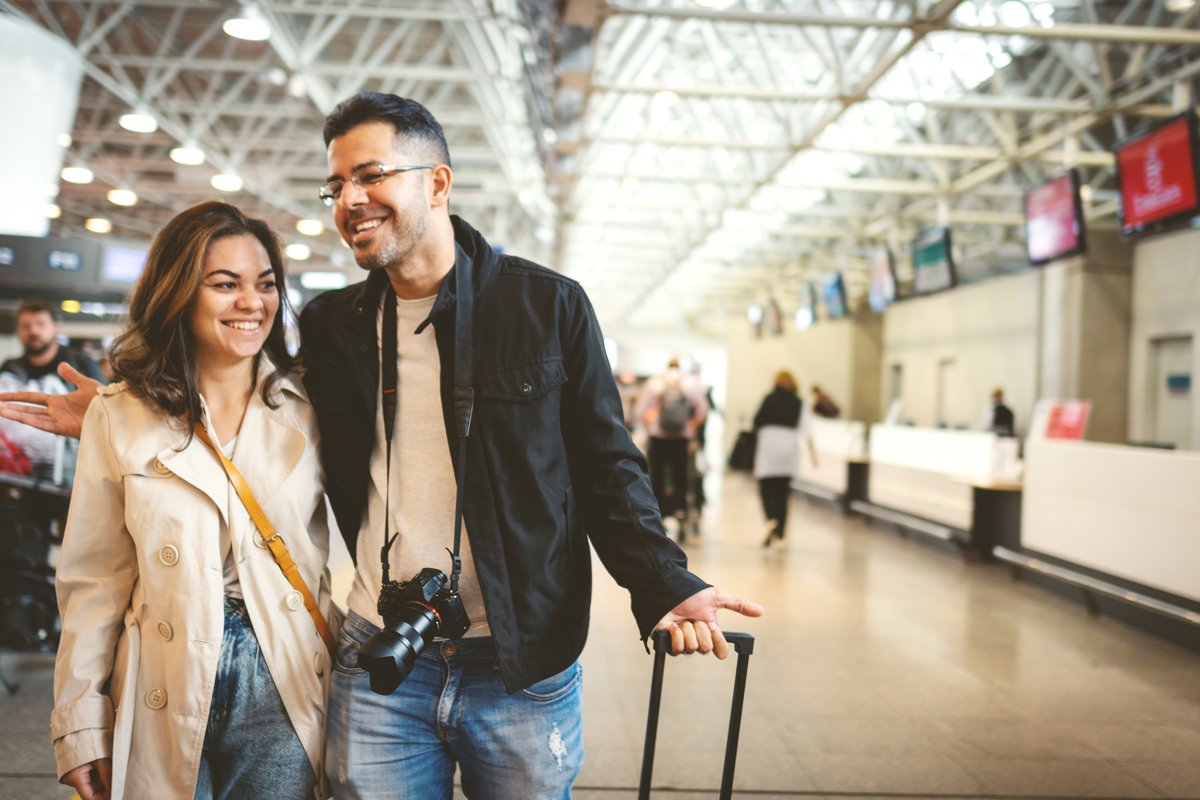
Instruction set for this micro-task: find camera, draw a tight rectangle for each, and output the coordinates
[356,567,471,695]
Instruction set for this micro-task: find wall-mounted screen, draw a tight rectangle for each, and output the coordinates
[764,298,783,336]
[103,247,147,282]
[0,247,14,266]
[47,250,82,271]
[820,271,848,319]
[795,281,815,330]
[911,228,955,295]
[1115,112,1200,238]
[1026,168,1087,265]
[867,247,896,312]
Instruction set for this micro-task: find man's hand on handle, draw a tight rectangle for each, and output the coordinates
[63,758,112,800]
[655,587,763,660]
[0,362,98,439]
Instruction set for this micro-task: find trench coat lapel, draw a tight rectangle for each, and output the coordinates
[229,378,307,507]
[154,425,231,527]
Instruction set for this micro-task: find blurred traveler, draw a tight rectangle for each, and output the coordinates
[753,371,802,548]
[37,202,334,800]
[983,387,1015,437]
[811,385,840,419]
[633,357,709,540]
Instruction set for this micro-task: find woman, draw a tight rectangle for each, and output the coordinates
[753,371,802,548]
[50,202,333,800]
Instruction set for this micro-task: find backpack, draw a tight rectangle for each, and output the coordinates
[657,384,693,436]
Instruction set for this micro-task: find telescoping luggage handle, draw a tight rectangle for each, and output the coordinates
[638,629,755,800]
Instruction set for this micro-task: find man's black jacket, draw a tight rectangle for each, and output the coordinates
[299,217,708,693]
[0,349,107,387]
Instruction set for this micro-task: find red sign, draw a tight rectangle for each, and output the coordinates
[1117,116,1199,232]
[1045,401,1091,441]
[1026,174,1080,263]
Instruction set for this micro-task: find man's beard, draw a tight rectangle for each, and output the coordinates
[23,339,53,358]
[354,205,430,273]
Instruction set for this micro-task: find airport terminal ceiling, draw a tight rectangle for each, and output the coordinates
[4,0,1199,342]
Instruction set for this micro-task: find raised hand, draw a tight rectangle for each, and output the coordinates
[0,362,100,439]
[654,586,764,659]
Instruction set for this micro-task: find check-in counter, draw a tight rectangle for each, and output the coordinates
[995,440,1200,634]
[795,418,868,509]
[856,424,1022,556]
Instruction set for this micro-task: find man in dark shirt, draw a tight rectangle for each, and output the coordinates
[0,299,107,390]
[987,388,1016,437]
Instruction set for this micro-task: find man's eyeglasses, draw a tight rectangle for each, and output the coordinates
[318,164,436,206]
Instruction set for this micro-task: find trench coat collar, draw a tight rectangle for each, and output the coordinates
[153,360,308,527]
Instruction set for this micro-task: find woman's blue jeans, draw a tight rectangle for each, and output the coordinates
[193,598,317,800]
[326,610,585,800]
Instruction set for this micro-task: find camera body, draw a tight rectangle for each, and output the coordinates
[357,567,471,695]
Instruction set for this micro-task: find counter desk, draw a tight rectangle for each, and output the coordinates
[794,418,869,511]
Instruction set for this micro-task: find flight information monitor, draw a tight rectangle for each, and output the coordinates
[1026,168,1087,265]
[1115,112,1200,238]
[820,271,848,319]
[867,246,897,312]
[795,281,816,330]
[911,228,955,295]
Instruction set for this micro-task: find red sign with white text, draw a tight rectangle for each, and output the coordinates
[1026,174,1080,263]
[1045,401,1091,441]
[1117,116,1199,233]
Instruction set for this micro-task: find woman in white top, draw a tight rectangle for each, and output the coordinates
[46,201,333,799]
[752,371,803,548]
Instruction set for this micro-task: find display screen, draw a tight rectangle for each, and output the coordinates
[103,247,147,282]
[820,271,848,319]
[1116,113,1200,237]
[867,247,896,312]
[911,228,955,294]
[795,282,815,330]
[0,247,14,266]
[765,298,783,336]
[1026,169,1086,265]
[47,250,82,271]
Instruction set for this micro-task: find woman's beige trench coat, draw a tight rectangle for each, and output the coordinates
[50,369,336,799]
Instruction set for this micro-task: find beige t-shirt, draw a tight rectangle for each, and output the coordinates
[346,293,490,637]
[219,435,242,599]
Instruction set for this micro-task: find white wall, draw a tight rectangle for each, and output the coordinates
[880,270,1041,432]
[1129,227,1200,448]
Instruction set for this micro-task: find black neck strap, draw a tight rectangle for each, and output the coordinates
[380,254,474,592]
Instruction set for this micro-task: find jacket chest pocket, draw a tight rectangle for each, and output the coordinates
[476,359,567,404]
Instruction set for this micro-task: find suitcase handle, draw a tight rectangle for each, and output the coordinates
[638,629,754,800]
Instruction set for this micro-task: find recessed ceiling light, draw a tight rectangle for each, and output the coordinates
[299,271,349,290]
[119,111,158,133]
[1166,0,1195,11]
[86,218,113,234]
[286,243,311,260]
[107,189,138,207]
[211,174,244,192]
[170,146,206,165]
[296,219,325,236]
[57,133,72,148]
[653,90,679,105]
[44,204,62,219]
[223,4,271,41]
[61,166,94,184]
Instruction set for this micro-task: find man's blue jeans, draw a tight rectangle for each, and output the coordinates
[326,610,585,800]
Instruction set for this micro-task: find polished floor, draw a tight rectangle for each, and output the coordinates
[3,471,1200,799]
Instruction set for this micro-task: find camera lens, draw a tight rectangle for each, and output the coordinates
[356,603,441,695]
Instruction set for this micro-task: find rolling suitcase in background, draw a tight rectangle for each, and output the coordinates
[638,629,755,800]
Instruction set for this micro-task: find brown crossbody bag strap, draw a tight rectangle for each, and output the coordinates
[194,424,337,657]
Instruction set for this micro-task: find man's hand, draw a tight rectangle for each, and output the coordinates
[655,587,764,660]
[63,758,112,800]
[0,362,99,439]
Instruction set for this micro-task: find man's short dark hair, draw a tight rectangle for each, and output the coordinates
[16,299,59,323]
[324,92,451,168]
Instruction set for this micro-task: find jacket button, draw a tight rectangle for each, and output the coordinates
[157,621,173,641]
[145,687,167,710]
[441,642,457,656]
[520,383,533,396]
[153,459,171,475]
[285,590,304,611]
[314,652,325,677]
[253,532,269,549]
[159,545,179,566]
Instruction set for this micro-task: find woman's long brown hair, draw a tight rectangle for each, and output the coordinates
[110,201,297,442]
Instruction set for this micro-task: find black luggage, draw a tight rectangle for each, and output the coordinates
[638,629,755,799]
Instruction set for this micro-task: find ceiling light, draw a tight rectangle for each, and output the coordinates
[286,243,311,261]
[61,300,81,314]
[543,128,558,145]
[223,4,271,41]
[211,174,244,192]
[622,176,640,188]
[86,218,113,234]
[299,271,349,290]
[46,184,60,198]
[44,204,62,219]
[1166,0,1195,11]
[119,110,158,133]
[170,146,206,165]
[1080,184,1094,203]
[653,90,679,105]
[107,189,138,207]
[296,219,324,236]
[61,166,94,184]
[57,133,72,148]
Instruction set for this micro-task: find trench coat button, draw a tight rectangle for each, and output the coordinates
[285,590,304,611]
[145,687,167,710]
[159,545,179,566]
[153,458,171,475]
[314,652,325,677]
[520,383,533,396]
[253,532,268,549]
[157,621,173,641]
[441,642,457,656]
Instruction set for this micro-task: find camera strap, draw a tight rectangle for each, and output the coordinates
[380,250,474,593]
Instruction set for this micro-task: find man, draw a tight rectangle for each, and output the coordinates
[984,388,1016,437]
[811,385,840,419]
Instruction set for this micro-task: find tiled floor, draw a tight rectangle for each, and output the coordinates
[5,471,1200,799]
